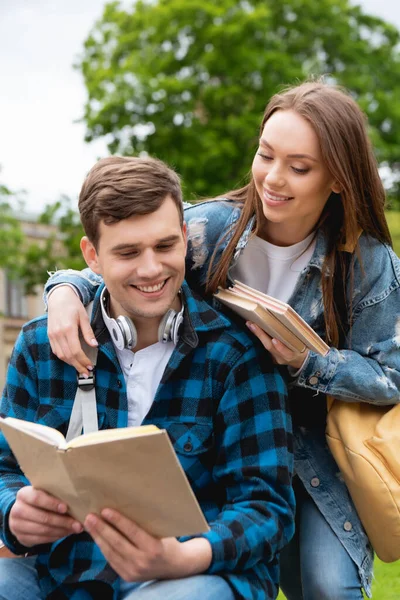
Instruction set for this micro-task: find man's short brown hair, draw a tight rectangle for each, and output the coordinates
[79,156,183,246]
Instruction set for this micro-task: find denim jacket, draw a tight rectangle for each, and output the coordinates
[45,199,400,597]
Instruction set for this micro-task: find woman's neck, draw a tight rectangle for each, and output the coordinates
[258,220,316,247]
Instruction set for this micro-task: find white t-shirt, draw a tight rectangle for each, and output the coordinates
[229,232,316,302]
[103,317,175,426]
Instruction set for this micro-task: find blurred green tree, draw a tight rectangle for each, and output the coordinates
[77,0,400,201]
[0,177,25,274]
[17,196,85,295]
[0,178,85,295]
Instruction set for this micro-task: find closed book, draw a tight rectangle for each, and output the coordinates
[215,281,329,356]
[0,417,209,538]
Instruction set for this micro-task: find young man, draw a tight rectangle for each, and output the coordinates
[0,156,294,600]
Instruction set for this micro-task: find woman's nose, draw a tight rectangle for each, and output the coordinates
[265,164,285,188]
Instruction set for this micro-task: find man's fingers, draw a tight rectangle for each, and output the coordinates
[16,487,66,512]
[12,505,80,531]
[10,489,83,547]
[84,513,135,561]
[101,509,154,550]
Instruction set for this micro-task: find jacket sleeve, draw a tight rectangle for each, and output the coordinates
[43,268,102,307]
[297,244,400,405]
[0,331,40,554]
[200,342,295,572]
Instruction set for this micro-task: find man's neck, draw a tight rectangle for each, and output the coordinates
[132,321,160,352]
[108,293,182,352]
[133,296,182,351]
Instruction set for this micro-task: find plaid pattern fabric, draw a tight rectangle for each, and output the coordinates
[0,282,294,600]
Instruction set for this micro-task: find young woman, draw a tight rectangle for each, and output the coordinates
[43,81,400,599]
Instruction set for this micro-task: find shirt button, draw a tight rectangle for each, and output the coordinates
[310,477,320,487]
[117,380,122,388]
[183,441,193,452]
[344,521,353,532]
[308,376,319,385]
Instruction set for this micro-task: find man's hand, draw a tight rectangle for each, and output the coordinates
[84,509,212,581]
[9,486,83,547]
[47,285,97,377]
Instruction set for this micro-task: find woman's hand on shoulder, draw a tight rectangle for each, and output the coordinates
[246,322,309,370]
[47,285,97,376]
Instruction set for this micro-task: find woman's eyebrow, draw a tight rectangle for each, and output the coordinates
[259,138,319,162]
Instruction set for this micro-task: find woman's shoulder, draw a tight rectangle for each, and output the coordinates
[352,234,400,305]
[357,234,400,278]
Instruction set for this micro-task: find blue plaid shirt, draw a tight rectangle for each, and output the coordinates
[0,281,294,600]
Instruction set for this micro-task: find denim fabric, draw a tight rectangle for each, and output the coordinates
[120,575,235,599]
[43,198,400,597]
[0,557,42,600]
[279,477,363,600]
[0,558,234,600]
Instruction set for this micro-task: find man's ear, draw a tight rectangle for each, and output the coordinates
[80,237,101,274]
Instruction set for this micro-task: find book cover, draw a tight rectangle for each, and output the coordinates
[214,281,329,356]
[0,417,209,538]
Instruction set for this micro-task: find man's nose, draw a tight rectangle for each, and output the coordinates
[136,250,163,278]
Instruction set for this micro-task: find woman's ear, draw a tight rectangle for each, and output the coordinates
[331,181,342,194]
[80,237,101,274]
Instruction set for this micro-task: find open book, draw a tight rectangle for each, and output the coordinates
[0,417,209,538]
[214,280,329,356]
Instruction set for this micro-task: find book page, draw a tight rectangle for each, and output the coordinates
[66,424,160,449]
[231,281,329,355]
[0,417,66,448]
[215,289,306,352]
[233,281,287,312]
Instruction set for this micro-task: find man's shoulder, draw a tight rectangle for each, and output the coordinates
[185,285,277,371]
[20,313,48,333]
[16,314,50,351]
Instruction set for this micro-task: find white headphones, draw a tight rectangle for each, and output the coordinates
[100,287,184,350]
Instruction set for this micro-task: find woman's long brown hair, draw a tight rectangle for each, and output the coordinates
[205,81,392,347]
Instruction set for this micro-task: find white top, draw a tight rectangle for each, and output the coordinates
[104,319,175,426]
[229,232,316,302]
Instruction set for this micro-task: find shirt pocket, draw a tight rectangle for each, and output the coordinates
[166,421,214,454]
[158,421,215,493]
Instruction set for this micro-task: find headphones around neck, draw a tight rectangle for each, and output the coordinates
[100,288,184,350]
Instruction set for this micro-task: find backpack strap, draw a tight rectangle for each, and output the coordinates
[65,302,98,442]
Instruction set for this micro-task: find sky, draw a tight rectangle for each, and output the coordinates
[0,0,399,214]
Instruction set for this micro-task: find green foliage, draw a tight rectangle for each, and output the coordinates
[77,0,400,201]
[0,178,85,296]
[0,181,25,274]
[386,210,400,256]
[17,197,86,296]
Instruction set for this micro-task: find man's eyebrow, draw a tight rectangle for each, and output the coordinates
[259,138,319,162]
[111,235,181,252]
